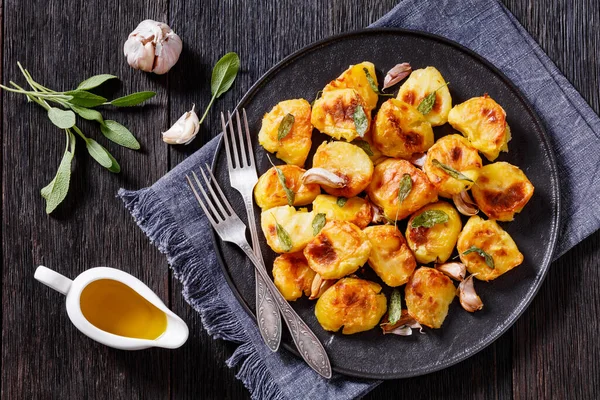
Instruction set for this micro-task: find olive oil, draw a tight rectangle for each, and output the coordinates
[80,279,167,340]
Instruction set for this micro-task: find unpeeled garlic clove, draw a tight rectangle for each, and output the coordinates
[409,152,427,168]
[383,63,412,90]
[458,275,484,312]
[436,262,466,281]
[301,168,346,188]
[162,105,199,145]
[366,196,386,224]
[380,309,425,336]
[453,190,479,216]
[309,274,335,300]
[124,20,182,74]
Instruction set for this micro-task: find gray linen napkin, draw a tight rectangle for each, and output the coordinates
[119,0,600,399]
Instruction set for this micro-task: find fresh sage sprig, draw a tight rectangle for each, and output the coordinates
[312,213,327,236]
[267,155,295,206]
[462,246,495,269]
[337,197,348,207]
[387,289,402,325]
[0,62,155,213]
[353,104,368,137]
[277,113,295,141]
[199,52,240,125]
[432,159,474,182]
[352,139,374,156]
[411,209,449,228]
[417,82,449,115]
[273,217,293,252]
[398,174,412,204]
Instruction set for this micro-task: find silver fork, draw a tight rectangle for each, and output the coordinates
[221,109,282,352]
[186,167,332,379]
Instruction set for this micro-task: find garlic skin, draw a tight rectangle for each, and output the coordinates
[301,168,346,188]
[124,20,182,74]
[162,105,199,145]
[436,262,466,281]
[458,275,484,312]
[309,274,335,300]
[453,190,479,216]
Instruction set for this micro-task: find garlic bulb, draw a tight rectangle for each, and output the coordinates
[124,20,182,74]
[162,105,199,145]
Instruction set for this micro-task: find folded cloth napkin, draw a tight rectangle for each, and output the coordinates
[119,0,600,398]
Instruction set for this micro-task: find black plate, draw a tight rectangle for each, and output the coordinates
[210,29,560,379]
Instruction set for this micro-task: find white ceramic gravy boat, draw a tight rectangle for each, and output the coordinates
[34,266,189,350]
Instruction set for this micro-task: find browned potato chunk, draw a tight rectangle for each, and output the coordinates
[254,165,321,210]
[311,141,374,198]
[423,134,482,197]
[258,99,312,166]
[457,215,524,281]
[405,267,456,328]
[323,61,379,111]
[405,201,462,264]
[272,252,316,301]
[471,162,534,221]
[312,194,372,229]
[303,220,371,279]
[356,126,387,165]
[363,225,417,287]
[397,66,452,126]
[448,95,511,161]
[315,277,387,334]
[311,89,371,142]
[366,159,438,221]
[372,98,434,158]
[261,206,314,253]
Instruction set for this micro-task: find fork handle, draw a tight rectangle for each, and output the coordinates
[239,242,332,379]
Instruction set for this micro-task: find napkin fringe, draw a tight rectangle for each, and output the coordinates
[118,187,285,400]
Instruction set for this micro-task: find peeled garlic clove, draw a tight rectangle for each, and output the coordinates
[409,152,427,168]
[458,275,484,312]
[383,63,412,90]
[453,190,479,216]
[124,20,182,74]
[162,105,200,145]
[309,274,335,300]
[436,262,466,281]
[301,168,346,188]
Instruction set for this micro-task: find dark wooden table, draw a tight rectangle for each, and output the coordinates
[2,1,599,399]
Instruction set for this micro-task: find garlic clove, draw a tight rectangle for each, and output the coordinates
[458,274,484,312]
[380,309,425,336]
[124,20,182,74]
[162,105,200,145]
[153,31,183,75]
[436,262,466,281]
[309,274,335,300]
[383,63,412,90]
[409,152,427,168]
[301,168,346,188]
[453,190,479,216]
[366,196,386,224]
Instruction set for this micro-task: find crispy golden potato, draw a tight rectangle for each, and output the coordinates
[471,162,534,221]
[405,201,462,264]
[315,277,387,334]
[254,165,321,210]
[311,89,371,142]
[303,220,371,279]
[355,125,387,165]
[366,159,438,221]
[261,206,314,253]
[311,140,374,198]
[323,61,379,111]
[397,66,452,126]
[423,134,482,197]
[258,99,312,166]
[272,252,316,301]
[312,195,372,229]
[457,215,524,281]
[405,267,456,329]
[363,225,417,287]
[448,95,511,161]
[372,98,434,158]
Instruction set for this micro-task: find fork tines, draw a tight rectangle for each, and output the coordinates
[221,109,255,171]
[186,164,235,226]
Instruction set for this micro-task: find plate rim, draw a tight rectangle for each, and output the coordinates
[210,27,561,380]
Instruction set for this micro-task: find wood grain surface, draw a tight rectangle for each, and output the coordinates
[2,0,598,399]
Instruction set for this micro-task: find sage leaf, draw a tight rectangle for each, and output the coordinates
[274,166,295,206]
[462,246,495,269]
[363,67,379,94]
[64,90,107,107]
[106,151,121,173]
[353,105,368,137]
[41,130,75,213]
[110,91,156,107]
[416,82,449,115]
[277,113,295,141]
[47,107,76,129]
[337,197,348,207]
[76,74,117,90]
[398,173,412,203]
[274,220,293,252]
[311,90,323,107]
[70,105,104,124]
[432,159,474,182]
[211,52,240,98]
[388,289,402,325]
[100,120,140,150]
[84,138,114,170]
[353,139,374,156]
[411,209,449,228]
[312,213,326,236]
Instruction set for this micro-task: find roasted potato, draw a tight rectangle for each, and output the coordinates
[303,220,371,279]
[254,165,321,210]
[423,134,482,197]
[405,267,456,328]
[258,99,312,166]
[310,140,374,198]
[372,98,434,159]
[323,61,379,111]
[457,215,524,281]
[315,277,387,334]
[405,201,462,264]
[397,66,452,126]
[311,89,371,142]
[471,162,534,221]
[363,225,417,287]
[261,206,314,253]
[366,158,438,221]
[355,125,387,165]
[272,252,316,301]
[312,194,373,229]
[447,95,511,161]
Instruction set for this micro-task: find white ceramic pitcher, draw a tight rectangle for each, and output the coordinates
[34,266,189,350]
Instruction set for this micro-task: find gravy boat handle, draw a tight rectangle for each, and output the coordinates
[35,266,72,295]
